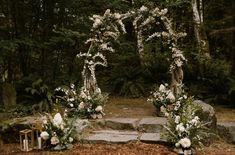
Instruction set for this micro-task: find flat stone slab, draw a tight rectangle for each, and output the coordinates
[83,130,139,143]
[217,122,235,143]
[104,118,139,130]
[138,117,167,133]
[140,133,161,142]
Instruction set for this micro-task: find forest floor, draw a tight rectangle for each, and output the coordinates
[1,96,235,155]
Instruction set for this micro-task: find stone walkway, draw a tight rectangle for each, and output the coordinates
[82,117,167,143]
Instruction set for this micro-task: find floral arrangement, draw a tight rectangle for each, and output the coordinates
[162,96,212,154]
[148,83,186,116]
[77,88,108,119]
[54,84,79,108]
[54,84,107,119]
[40,112,76,150]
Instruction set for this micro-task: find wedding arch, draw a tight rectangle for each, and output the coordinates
[76,6,187,118]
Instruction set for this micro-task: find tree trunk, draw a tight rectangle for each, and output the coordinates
[192,0,210,57]
[2,82,16,111]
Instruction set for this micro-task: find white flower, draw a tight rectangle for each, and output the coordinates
[95,106,103,112]
[175,142,180,148]
[190,116,199,125]
[79,102,85,110]
[68,98,75,102]
[70,103,74,107]
[114,13,121,19]
[51,136,60,145]
[40,131,49,140]
[183,95,187,99]
[43,119,47,125]
[164,112,169,117]
[70,84,75,89]
[178,137,191,148]
[175,115,180,124]
[53,113,63,127]
[69,137,73,143]
[96,88,101,94]
[160,106,166,113]
[176,123,185,133]
[140,6,148,12]
[166,92,175,102]
[93,18,102,28]
[159,84,166,92]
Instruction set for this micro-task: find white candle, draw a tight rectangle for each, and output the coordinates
[38,137,42,149]
[23,139,26,150]
[25,139,29,151]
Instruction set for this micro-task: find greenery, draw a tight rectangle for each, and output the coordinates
[0,0,234,111]
[41,112,76,150]
[163,96,213,154]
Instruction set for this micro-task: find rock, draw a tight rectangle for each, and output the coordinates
[193,100,217,129]
[74,119,90,133]
[140,133,164,143]
[83,130,138,143]
[104,118,139,130]
[0,116,40,143]
[138,117,167,133]
[217,122,235,143]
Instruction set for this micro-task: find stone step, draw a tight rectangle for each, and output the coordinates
[82,130,166,144]
[138,117,167,133]
[103,118,139,130]
[217,121,235,143]
[83,130,139,143]
[95,117,167,133]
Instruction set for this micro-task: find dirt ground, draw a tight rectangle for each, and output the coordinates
[1,96,235,155]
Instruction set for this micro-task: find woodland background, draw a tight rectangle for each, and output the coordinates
[0,0,234,112]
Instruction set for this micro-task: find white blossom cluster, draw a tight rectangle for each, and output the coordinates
[40,112,75,150]
[78,88,105,119]
[55,84,78,108]
[162,93,209,154]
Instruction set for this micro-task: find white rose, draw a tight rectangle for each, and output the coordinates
[95,105,103,112]
[53,113,63,127]
[79,102,85,110]
[51,136,60,145]
[40,131,49,140]
[43,119,47,125]
[166,92,175,102]
[175,115,180,124]
[179,137,191,148]
[95,106,103,112]
[69,137,73,143]
[70,84,75,89]
[175,142,180,148]
[140,6,148,12]
[176,123,185,133]
[159,84,166,92]
[95,88,101,94]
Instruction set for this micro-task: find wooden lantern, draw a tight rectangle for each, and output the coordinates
[31,120,43,149]
[19,129,33,151]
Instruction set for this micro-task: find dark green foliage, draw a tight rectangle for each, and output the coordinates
[0,0,234,107]
[16,78,53,113]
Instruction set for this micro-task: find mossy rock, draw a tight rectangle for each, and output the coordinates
[193,100,217,129]
[0,116,39,143]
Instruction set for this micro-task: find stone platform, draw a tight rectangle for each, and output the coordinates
[82,117,167,143]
